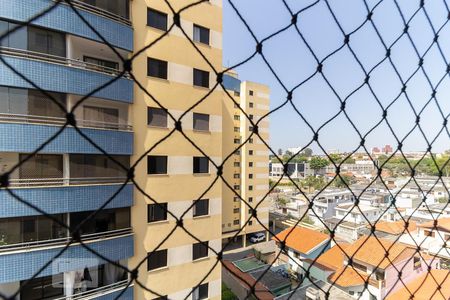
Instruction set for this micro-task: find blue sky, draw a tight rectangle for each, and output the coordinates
[222,0,450,154]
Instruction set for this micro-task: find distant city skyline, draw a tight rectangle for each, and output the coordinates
[223,0,450,153]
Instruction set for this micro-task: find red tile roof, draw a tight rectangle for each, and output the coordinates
[272,226,329,255]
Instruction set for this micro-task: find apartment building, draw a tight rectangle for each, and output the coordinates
[0,0,134,299]
[222,71,271,249]
[130,0,223,299]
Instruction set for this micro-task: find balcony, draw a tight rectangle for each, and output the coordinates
[0,233,134,283]
[0,0,133,51]
[0,47,133,103]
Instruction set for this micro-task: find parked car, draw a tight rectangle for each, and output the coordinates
[250,232,265,243]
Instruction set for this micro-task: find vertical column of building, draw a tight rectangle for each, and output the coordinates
[131,0,223,299]
[0,1,134,299]
[240,81,271,241]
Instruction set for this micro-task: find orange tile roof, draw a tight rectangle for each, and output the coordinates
[386,270,450,300]
[344,236,411,269]
[316,243,350,271]
[272,226,329,255]
[329,265,368,287]
[418,218,450,233]
[374,220,417,235]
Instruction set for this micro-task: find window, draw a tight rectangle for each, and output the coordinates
[20,154,63,179]
[249,150,254,155]
[28,26,66,57]
[234,185,240,190]
[192,283,208,300]
[234,174,240,179]
[148,203,168,223]
[147,8,167,31]
[249,102,254,108]
[234,197,239,202]
[249,114,253,120]
[233,208,240,213]
[249,185,253,191]
[193,24,210,45]
[234,138,240,144]
[193,199,209,217]
[84,105,119,127]
[248,209,252,214]
[234,162,240,167]
[249,126,254,131]
[413,256,421,270]
[84,56,119,71]
[0,20,27,50]
[234,91,240,96]
[148,107,168,127]
[249,220,253,226]
[234,115,240,120]
[424,230,435,237]
[81,0,130,19]
[147,249,167,271]
[148,58,168,79]
[233,220,240,225]
[193,241,208,260]
[193,157,209,173]
[193,113,209,131]
[249,174,253,179]
[249,197,253,202]
[20,274,63,300]
[249,162,253,167]
[193,69,209,88]
[249,138,253,144]
[249,90,254,96]
[147,156,167,174]
[69,155,129,179]
[234,150,240,155]
[234,127,240,132]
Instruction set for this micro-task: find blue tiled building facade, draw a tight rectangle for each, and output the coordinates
[0,1,134,299]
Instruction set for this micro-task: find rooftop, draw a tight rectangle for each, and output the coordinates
[329,265,368,287]
[315,243,350,271]
[275,279,353,300]
[250,267,292,294]
[344,236,413,269]
[418,218,450,233]
[273,226,329,255]
[385,269,450,300]
[374,220,417,235]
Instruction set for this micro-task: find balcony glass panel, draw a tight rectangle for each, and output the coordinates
[69,155,129,180]
[28,26,66,57]
[80,0,130,19]
[19,154,63,179]
[70,207,130,235]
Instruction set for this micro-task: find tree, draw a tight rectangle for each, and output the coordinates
[309,156,330,175]
[333,174,353,188]
[329,153,343,164]
[277,148,283,156]
[301,175,327,192]
[304,148,313,157]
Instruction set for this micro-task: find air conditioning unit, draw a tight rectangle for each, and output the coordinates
[306,287,320,300]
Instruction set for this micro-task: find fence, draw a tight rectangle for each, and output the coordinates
[0,0,449,299]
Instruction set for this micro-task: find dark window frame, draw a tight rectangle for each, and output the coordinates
[147,57,168,79]
[193,199,209,217]
[147,203,168,223]
[147,249,168,271]
[193,156,209,174]
[147,8,168,31]
[192,241,209,260]
[147,155,168,175]
[193,69,209,88]
[193,24,210,45]
[148,107,168,127]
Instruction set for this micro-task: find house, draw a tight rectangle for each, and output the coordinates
[272,226,330,280]
[327,236,437,299]
[399,218,450,269]
[308,189,354,227]
[358,219,418,241]
[385,269,450,300]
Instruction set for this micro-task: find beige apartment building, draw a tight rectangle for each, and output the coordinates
[222,71,271,249]
[130,1,270,299]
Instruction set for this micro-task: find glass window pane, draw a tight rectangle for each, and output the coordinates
[193,113,209,131]
[147,9,167,31]
[148,107,167,127]
[8,22,27,50]
[0,86,9,113]
[9,87,28,115]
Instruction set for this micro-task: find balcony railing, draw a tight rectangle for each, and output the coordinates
[0,228,132,252]
[59,0,132,27]
[0,113,133,131]
[8,177,128,187]
[0,47,130,78]
[55,280,131,300]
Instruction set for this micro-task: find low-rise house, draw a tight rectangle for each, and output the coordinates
[399,218,450,269]
[327,236,437,299]
[331,204,382,241]
[308,189,354,227]
[272,226,330,280]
